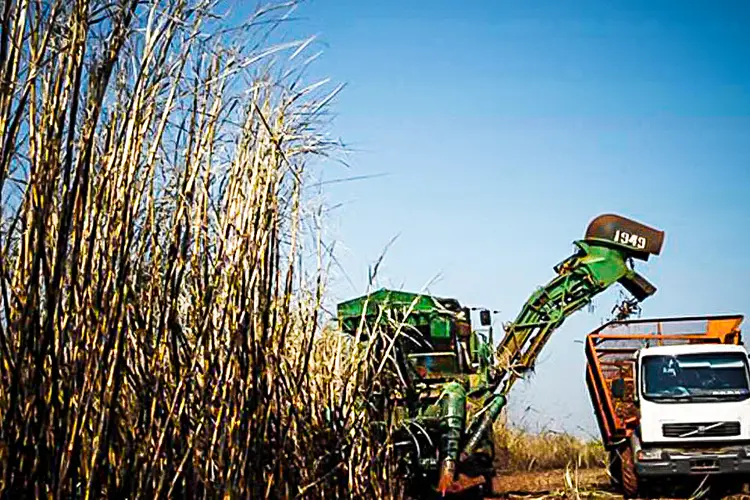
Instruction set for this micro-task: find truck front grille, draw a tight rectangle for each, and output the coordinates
[662,421,740,438]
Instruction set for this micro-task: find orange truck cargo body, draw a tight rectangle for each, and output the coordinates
[585,315,744,449]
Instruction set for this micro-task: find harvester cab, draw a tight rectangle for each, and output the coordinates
[336,289,494,382]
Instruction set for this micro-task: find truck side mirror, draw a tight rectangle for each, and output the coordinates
[611,377,626,399]
[479,310,491,326]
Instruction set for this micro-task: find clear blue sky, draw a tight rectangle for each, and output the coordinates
[232,0,750,436]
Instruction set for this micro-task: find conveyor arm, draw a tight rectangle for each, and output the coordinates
[461,214,664,457]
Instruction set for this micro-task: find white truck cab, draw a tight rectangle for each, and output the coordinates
[631,343,750,478]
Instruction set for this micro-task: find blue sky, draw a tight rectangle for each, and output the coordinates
[232,0,750,436]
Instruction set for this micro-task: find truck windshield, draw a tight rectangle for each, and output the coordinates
[642,352,750,401]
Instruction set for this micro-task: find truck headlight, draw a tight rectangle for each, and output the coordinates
[637,448,663,461]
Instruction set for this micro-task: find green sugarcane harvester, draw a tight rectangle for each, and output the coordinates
[336,214,665,497]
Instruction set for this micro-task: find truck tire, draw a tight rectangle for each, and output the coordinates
[620,446,640,498]
[608,450,622,487]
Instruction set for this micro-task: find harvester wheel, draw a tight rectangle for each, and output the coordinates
[619,446,641,498]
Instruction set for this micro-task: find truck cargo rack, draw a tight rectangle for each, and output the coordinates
[585,315,744,448]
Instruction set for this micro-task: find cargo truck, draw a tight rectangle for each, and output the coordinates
[585,315,749,498]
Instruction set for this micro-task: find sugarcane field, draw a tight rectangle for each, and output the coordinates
[0,0,748,499]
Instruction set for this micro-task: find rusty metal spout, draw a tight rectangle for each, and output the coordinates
[438,471,487,496]
[437,458,457,496]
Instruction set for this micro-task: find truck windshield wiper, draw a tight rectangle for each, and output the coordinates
[692,393,746,401]
[647,393,692,401]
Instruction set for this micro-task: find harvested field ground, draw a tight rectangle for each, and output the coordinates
[490,468,611,498]
[487,424,750,499]
[488,468,750,499]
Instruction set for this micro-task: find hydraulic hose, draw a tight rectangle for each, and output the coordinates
[462,393,506,458]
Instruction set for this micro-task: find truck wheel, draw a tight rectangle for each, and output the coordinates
[608,450,622,487]
[620,447,641,498]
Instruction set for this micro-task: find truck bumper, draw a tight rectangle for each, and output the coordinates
[636,447,750,477]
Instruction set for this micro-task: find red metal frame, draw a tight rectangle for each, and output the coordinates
[585,315,744,448]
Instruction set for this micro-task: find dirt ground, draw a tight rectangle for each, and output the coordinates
[490,468,613,498]
[488,468,750,499]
